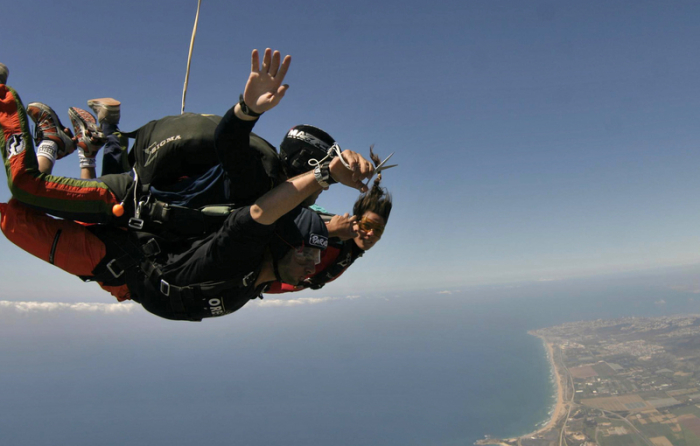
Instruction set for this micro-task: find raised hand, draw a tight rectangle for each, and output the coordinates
[326,213,358,240]
[243,48,292,114]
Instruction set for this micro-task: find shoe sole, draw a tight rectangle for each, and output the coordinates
[68,107,104,157]
[87,98,121,125]
[87,98,121,108]
[27,102,75,157]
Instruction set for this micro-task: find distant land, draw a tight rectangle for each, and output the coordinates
[477,314,700,446]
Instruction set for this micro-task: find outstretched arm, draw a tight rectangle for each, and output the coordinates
[215,48,291,187]
[251,151,375,225]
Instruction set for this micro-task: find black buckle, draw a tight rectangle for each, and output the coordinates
[142,238,161,257]
[106,259,125,278]
[242,271,255,287]
[128,218,144,230]
[152,201,169,223]
[160,279,171,296]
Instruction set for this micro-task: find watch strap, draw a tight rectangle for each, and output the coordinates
[238,94,263,118]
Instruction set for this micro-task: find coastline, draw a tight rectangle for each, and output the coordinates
[476,332,568,445]
[506,333,565,440]
[528,334,565,436]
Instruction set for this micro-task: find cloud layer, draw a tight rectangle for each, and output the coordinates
[255,294,364,307]
[256,296,337,307]
[0,294,363,314]
[0,300,138,314]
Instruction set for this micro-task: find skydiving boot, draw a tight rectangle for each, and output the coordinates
[68,107,105,168]
[88,98,126,175]
[87,98,121,126]
[26,102,76,159]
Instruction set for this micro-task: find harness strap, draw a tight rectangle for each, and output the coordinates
[153,273,257,321]
[135,260,193,320]
[81,231,163,286]
[131,199,236,237]
[305,241,363,290]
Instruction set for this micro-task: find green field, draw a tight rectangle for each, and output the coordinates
[679,424,700,446]
[596,419,647,446]
[598,434,643,446]
[673,407,700,418]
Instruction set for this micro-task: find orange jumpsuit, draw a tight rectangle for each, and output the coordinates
[0,199,130,301]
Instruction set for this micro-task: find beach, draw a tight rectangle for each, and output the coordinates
[521,334,568,438]
[475,333,567,445]
[535,337,566,434]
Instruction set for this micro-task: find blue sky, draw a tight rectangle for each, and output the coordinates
[4,3,700,444]
[2,0,700,297]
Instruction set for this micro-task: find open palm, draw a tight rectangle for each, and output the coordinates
[243,48,291,114]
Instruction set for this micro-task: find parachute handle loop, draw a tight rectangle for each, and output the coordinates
[307,144,351,170]
[128,170,147,230]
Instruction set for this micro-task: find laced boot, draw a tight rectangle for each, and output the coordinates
[26,102,75,159]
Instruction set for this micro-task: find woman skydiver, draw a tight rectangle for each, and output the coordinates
[267,150,393,293]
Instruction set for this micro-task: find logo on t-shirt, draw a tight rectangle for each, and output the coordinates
[144,134,182,166]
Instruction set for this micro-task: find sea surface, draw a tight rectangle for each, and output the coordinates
[1,267,699,446]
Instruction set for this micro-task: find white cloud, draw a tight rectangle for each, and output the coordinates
[438,290,452,295]
[254,293,372,307]
[669,285,700,294]
[0,300,138,314]
[256,297,338,307]
[654,299,667,306]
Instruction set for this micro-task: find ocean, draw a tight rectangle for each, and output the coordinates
[1,267,699,445]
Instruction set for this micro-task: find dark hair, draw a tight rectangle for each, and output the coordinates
[352,146,392,223]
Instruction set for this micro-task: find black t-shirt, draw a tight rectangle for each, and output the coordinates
[148,111,282,209]
[162,205,274,283]
[132,206,276,320]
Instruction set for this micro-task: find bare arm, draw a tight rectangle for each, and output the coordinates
[240,48,374,224]
[250,151,374,225]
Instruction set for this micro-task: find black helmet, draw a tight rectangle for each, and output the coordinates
[279,125,335,177]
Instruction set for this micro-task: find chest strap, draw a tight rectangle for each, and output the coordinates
[130,198,236,238]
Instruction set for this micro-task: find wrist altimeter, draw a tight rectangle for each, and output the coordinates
[314,161,337,189]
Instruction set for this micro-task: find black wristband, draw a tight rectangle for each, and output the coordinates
[322,162,337,185]
[238,94,263,118]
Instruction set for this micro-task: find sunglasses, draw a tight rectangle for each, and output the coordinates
[358,217,385,237]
